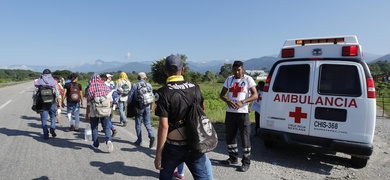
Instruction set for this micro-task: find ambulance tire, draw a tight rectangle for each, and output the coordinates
[263,140,276,148]
[350,156,368,168]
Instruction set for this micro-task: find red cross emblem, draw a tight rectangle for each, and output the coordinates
[229,82,244,98]
[289,107,307,123]
[257,94,262,102]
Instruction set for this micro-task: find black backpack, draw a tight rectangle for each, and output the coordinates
[32,86,55,113]
[176,86,218,154]
[38,86,55,104]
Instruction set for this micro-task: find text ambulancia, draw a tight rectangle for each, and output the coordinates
[258,35,376,168]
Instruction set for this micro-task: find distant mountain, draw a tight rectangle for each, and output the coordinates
[2,53,386,73]
[370,54,390,63]
[103,61,152,73]
[364,53,383,63]
[187,59,234,73]
[243,56,278,71]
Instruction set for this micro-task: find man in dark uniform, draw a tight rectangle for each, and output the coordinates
[154,54,208,180]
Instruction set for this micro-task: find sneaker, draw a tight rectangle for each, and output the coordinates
[238,164,250,172]
[123,121,128,127]
[91,144,99,150]
[134,141,141,146]
[149,137,156,148]
[69,125,75,131]
[221,158,239,165]
[173,171,185,179]
[112,129,117,137]
[107,141,114,152]
[73,128,80,132]
[50,128,57,138]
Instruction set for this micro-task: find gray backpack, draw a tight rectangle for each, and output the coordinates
[92,96,111,117]
[136,82,154,106]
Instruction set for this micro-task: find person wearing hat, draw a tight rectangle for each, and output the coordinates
[62,72,84,131]
[105,74,115,90]
[127,72,155,148]
[154,54,212,179]
[33,69,61,139]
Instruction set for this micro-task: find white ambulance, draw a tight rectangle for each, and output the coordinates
[259,35,376,168]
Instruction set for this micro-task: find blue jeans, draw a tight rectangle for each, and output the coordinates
[160,143,208,180]
[67,102,80,129]
[118,101,127,124]
[90,116,112,147]
[176,154,213,179]
[135,105,154,142]
[108,120,114,130]
[177,162,184,175]
[40,103,57,138]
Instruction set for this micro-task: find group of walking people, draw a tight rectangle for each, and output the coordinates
[33,70,156,151]
[32,54,265,180]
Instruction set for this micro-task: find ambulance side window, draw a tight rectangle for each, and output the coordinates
[319,64,362,97]
[273,64,310,93]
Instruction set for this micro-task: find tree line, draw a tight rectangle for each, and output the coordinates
[6,57,388,87]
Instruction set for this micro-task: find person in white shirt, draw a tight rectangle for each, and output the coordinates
[219,60,258,172]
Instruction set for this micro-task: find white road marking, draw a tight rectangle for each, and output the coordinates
[0,100,12,110]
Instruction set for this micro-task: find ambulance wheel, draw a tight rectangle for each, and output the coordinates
[263,140,275,148]
[350,156,368,168]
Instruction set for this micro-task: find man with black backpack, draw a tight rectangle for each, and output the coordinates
[33,69,61,140]
[154,54,212,179]
[128,72,155,148]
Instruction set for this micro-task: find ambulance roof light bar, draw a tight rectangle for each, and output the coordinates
[296,38,345,46]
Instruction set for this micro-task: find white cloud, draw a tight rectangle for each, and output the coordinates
[125,52,132,60]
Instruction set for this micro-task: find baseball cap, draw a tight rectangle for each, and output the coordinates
[42,69,51,74]
[138,72,147,79]
[106,74,113,78]
[165,54,183,71]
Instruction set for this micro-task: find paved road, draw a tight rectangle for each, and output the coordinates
[0,81,387,180]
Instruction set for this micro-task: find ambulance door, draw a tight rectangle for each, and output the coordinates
[309,61,370,143]
[261,61,315,136]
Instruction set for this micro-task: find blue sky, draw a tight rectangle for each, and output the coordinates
[1,0,389,67]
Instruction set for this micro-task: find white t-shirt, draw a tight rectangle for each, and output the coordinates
[250,90,263,114]
[223,75,256,113]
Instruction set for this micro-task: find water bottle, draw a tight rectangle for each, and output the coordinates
[84,123,92,141]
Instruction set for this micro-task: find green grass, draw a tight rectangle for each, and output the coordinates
[0,80,28,88]
[376,97,390,116]
[150,82,255,126]
[78,79,255,126]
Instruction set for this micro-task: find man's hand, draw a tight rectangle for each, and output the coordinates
[154,154,163,170]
